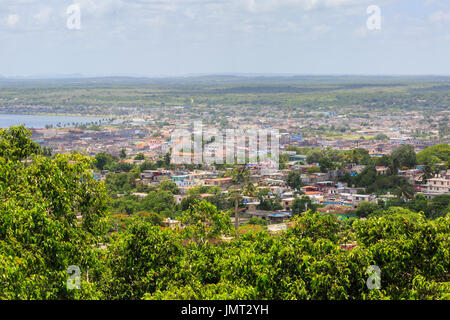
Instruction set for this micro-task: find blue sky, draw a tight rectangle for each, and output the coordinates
[0,0,449,77]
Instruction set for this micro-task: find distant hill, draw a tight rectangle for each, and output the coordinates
[0,74,449,88]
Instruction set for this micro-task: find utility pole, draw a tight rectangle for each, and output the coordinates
[234,196,239,232]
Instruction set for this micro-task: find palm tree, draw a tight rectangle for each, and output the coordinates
[394,184,414,201]
[243,182,256,197]
[421,165,433,183]
[230,166,250,184]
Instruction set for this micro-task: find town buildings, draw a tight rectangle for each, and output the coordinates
[423,170,450,199]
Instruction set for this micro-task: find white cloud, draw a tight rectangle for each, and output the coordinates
[184,8,196,19]
[74,0,124,16]
[6,14,19,28]
[237,0,373,13]
[430,11,450,23]
[33,7,53,24]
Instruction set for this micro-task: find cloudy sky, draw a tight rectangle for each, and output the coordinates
[0,0,449,77]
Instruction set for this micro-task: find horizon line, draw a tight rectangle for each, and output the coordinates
[2,73,450,81]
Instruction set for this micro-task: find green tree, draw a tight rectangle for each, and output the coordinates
[292,196,316,214]
[353,210,449,299]
[159,178,179,195]
[134,153,145,160]
[140,160,157,171]
[246,217,268,226]
[306,149,325,164]
[180,200,233,246]
[394,183,415,200]
[407,194,429,216]
[374,134,389,141]
[110,195,140,215]
[243,182,256,197]
[355,202,380,218]
[0,125,41,161]
[0,127,108,299]
[427,195,450,219]
[346,148,371,165]
[286,171,302,190]
[105,172,132,194]
[318,157,334,173]
[141,190,177,218]
[136,211,165,227]
[228,166,250,184]
[102,218,184,299]
[391,145,417,170]
[417,143,450,166]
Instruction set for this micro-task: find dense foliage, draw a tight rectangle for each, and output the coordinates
[0,127,448,300]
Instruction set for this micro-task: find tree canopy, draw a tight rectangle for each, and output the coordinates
[0,126,448,300]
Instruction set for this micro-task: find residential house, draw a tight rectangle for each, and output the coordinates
[422,169,450,199]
